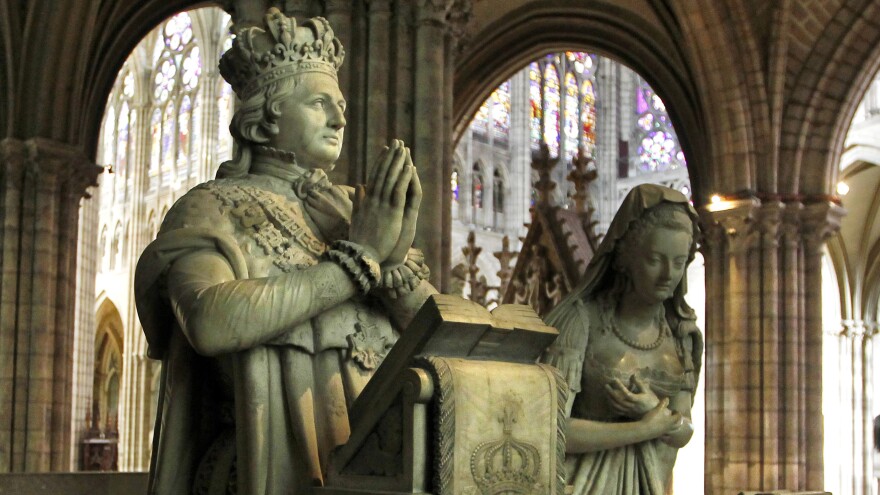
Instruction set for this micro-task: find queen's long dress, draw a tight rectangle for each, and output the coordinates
[542,295,698,494]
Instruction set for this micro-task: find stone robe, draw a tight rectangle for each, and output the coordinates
[135,174,397,495]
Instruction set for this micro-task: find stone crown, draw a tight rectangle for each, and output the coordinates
[219,8,345,99]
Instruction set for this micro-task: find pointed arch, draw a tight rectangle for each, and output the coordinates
[455,1,715,201]
[93,297,124,437]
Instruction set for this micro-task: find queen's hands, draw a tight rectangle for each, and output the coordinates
[606,376,661,419]
[349,140,419,263]
[640,397,683,438]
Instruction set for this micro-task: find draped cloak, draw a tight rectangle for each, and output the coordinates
[135,176,397,494]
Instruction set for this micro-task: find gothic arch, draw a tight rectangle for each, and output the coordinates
[832,161,880,325]
[491,163,509,210]
[1,0,212,148]
[471,160,486,210]
[0,2,14,139]
[454,1,713,201]
[93,297,124,434]
[76,0,227,157]
[781,1,880,195]
[841,140,880,174]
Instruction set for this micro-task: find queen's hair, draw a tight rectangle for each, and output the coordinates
[606,202,697,301]
[215,76,301,179]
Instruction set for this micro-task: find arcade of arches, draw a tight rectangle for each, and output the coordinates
[1,1,880,494]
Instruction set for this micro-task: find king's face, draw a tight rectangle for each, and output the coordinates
[269,72,347,170]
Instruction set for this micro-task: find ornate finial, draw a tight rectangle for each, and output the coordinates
[462,231,487,306]
[531,141,558,207]
[219,8,345,99]
[493,236,516,297]
[566,148,597,215]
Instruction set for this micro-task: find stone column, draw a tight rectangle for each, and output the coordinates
[198,73,220,182]
[0,138,101,472]
[413,0,450,290]
[506,68,530,236]
[118,91,156,471]
[802,202,847,490]
[364,0,392,175]
[69,187,99,470]
[756,201,783,488]
[779,202,804,488]
[700,197,842,494]
[701,198,759,493]
[390,0,414,146]
[324,0,354,182]
[443,4,469,290]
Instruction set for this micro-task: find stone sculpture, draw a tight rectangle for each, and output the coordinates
[541,184,703,494]
[316,295,567,495]
[134,9,435,495]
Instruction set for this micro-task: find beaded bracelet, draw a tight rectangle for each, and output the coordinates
[325,240,382,295]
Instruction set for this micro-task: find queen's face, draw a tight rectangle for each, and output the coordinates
[625,226,692,305]
[267,72,346,170]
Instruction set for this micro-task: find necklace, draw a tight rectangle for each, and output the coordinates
[610,311,667,351]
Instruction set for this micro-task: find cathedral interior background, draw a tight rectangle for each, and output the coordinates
[2,1,880,494]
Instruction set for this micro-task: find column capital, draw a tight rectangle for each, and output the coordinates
[698,197,760,255]
[755,200,784,249]
[30,137,102,185]
[324,0,352,14]
[0,138,28,179]
[283,0,311,18]
[866,320,879,338]
[7,138,103,199]
[416,0,472,31]
[446,0,472,43]
[364,0,393,13]
[416,0,449,24]
[779,201,803,249]
[842,319,870,340]
[801,201,846,255]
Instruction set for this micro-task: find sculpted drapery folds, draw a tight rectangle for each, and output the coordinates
[541,184,702,494]
[134,9,436,495]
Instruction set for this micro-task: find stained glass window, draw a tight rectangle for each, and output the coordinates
[451,170,460,202]
[564,72,579,159]
[471,100,490,136]
[634,81,686,173]
[148,11,203,188]
[581,80,596,154]
[543,63,560,157]
[529,62,542,149]
[491,81,511,141]
[117,102,130,178]
[99,63,137,203]
[217,18,235,165]
[190,97,201,179]
[154,59,176,102]
[178,96,191,171]
[103,106,116,167]
[150,109,161,177]
[92,8,245,461]
[566,52,594,75]
[217,81,234,163]
[181,47,200,91]
[162,103,175,173]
